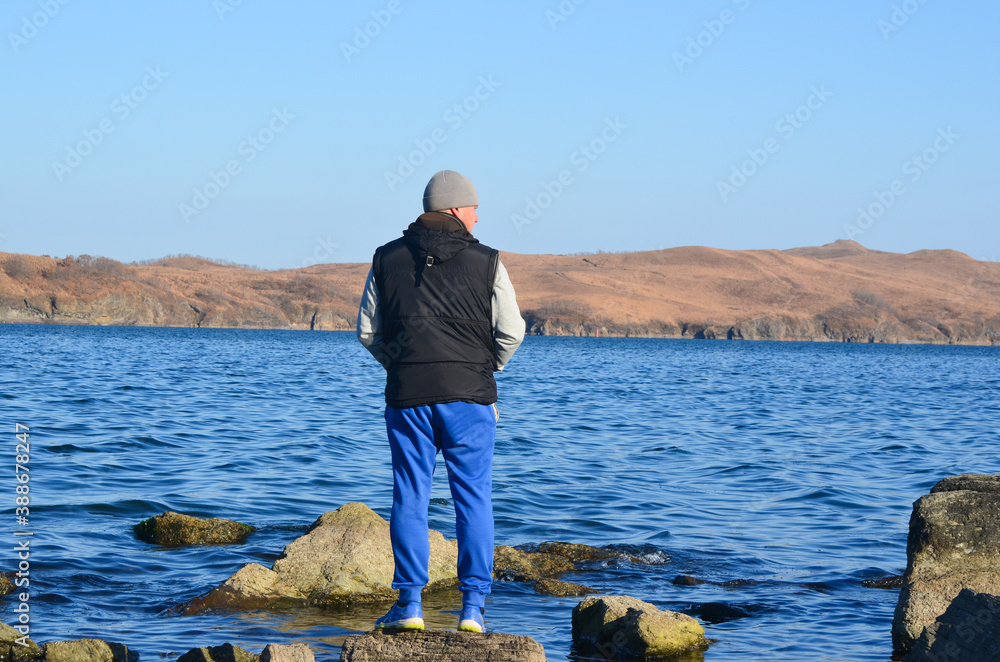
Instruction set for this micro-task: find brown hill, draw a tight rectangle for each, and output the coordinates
[1,241,998,344]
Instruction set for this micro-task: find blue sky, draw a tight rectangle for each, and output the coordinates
[2,1,998,269]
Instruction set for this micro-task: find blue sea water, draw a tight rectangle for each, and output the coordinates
[1,325,997,661]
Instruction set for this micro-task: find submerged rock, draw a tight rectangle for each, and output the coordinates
[44,640,138,662]
[572,595,709,660]
[892,474,1000,658]
[187,502,457,613]
[904,588,1000,662]
[134,511,256,546]
[339,630,546,662]
[533,579,597,597]
[0,574,14,596]
[862,575,904,590]
[177,643,258,662]
[535,541,621,563]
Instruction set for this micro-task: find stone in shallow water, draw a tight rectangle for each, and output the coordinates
[892,474,1000,658]
[492,545,574,581]
[259,643,314,662]
[176,643,258,662]
[572,595,709,659]
[186,502,458,613]
[134,511,256,546]
[339,630,546,662]
[44,640,138,662]
[533,578,597,597]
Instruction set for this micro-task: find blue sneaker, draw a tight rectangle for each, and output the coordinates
[457,605,484,633]
[375,601,424,631]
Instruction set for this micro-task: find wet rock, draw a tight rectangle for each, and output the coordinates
[0,574,14,596]
[339,630,546,662]
[177,644,258,662]
[672,575,706,586]
[533,579,597,597]
[535,541,620,563]
[187,502,457,613]
[259,644,313,662]
[572,595,709,660]
[0,623,42,661]
[44,640,138,662]
[493,545,574,581]
[862,575,903,590]
[892,474,1000,658]
[134,511,256,546]
[686,601,766,624]
[904,588,1000,662]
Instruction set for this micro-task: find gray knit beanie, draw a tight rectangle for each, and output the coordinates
[422,170,479,212]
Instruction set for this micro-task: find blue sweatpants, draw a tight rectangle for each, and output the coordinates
[385,401,496,609]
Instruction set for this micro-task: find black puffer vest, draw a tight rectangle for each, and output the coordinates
[373,212,499,408]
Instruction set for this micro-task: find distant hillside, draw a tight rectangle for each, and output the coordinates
[1,241,999,344]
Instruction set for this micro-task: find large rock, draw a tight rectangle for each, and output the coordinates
[259,643,313,662]
[339,630,546,662]
[43,640,138,662]
[572,595,708,660]
[904,588,1000,662]
[892,474,1000,657]
[134,511,256,546]
[176,644,257,662]
[187,503,457,612]
[0,624,42,662]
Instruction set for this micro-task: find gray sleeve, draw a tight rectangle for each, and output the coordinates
[491,258,525,371]
[356,266,385,366]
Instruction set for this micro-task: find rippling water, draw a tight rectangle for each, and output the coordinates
[1,325,997,660]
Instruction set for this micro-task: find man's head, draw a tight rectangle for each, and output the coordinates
[423,170,479,232]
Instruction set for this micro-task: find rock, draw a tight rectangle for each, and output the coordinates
[0,624,42,662]
[0,575,14,596]
[187,502,457,613]
[672,575,706,586]
[177,643,258,662]
[492,546,574,582]
[572,595,709,659]
[339,630,546,662]
[904,589,1000,662]
[134,511,256,546]
[259,644,313,662]
[687,602,766,624]
[862,575,904,589]
[535,541,620,563]
[892,474,1000,658]
[533,579,597,597]
[43,640,138,662]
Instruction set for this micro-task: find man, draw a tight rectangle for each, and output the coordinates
[357,169,525,633]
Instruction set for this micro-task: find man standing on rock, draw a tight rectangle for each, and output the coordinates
[357,170,525,633]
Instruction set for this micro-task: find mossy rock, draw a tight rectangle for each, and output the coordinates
[493,545,574,581]
[177,643,258,662]
[134,511,256,546]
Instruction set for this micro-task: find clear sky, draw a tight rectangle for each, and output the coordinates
[2,1,998,269]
